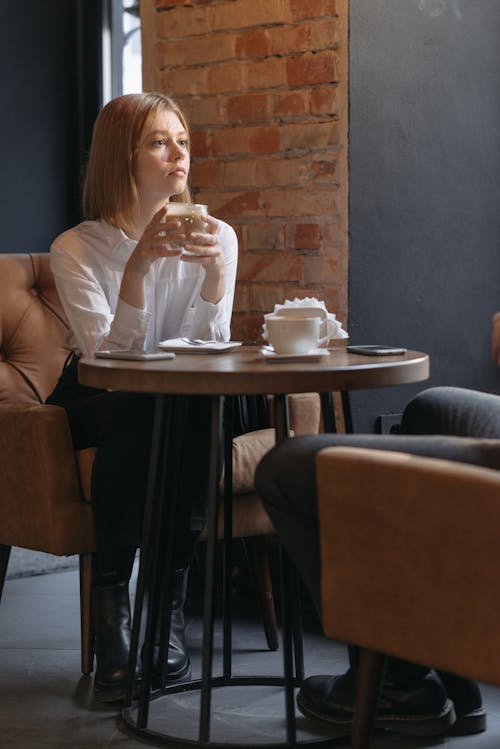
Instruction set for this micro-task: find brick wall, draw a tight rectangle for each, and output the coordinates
[141,0,349,342]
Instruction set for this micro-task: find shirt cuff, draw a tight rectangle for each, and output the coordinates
[109,297,151,346]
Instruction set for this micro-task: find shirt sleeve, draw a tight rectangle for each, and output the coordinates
[50,244,151,358]
[181,220,238,341]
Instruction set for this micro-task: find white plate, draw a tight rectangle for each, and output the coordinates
[158,338,242,354]
[260,347,330,363]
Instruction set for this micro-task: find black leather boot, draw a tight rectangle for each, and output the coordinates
[437,671,486,735]
[92,581,140,703]
[153,568,191,683]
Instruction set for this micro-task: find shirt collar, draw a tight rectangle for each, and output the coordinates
[98,220,137,255]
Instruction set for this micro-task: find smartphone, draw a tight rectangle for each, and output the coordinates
[95,350,176,361]
[347,345,407,356]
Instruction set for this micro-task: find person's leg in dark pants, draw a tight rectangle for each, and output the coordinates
[61,389,212,699]
[255,388,500,735]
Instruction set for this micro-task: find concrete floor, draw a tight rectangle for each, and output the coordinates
[2,564,500,749]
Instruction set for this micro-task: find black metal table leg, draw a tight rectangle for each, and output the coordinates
[341,391,353,433]
[122,390,348,749]
[125,394,171,720]
[320,392,337,433]
[222,396,234,679]
[199,396,224,743]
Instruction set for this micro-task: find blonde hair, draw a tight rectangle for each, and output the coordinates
[83,92,192,227]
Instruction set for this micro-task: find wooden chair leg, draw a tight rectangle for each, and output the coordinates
[351,649,386,749]
[79,552,94,676]
[0,545,12,603]
[244,536,279,651]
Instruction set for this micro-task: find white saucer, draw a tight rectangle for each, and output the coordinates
[260,347,330,363]
[158,339,242,354]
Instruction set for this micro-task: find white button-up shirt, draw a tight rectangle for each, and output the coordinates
[50,218,238,358]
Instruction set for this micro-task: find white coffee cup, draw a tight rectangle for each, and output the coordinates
[272,307,336,347]
[166,203,208,252]
[265,316,321,355]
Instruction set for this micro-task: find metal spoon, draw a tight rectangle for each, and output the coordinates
[181,338,218,345]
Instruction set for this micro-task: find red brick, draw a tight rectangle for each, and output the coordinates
[245,222,284,251]
[290,0,338,22]
[211,0,287,32]
[304,256,340,285]
[270,24,311,56]
[248,127,281,153]
[181,96,220,127]
[235,28,272,58]
[238,253,304,283]
[223,160,257,187]
[281,121,340,150]
[255,157,309,187]
[157,39,186,68]
[310,19,342,50]
[249,285,286,313]
[212,126,281,155]
[196,190,262,218]
[265,188,339,217]
[187,34,236,65]
[286,52,338,87]
[290,223,322,250]
[161,67,208,95]
[232,284,249,313]
[190,160,222,189]
[310,86,339,115]
[209,62,246,94]
[231,313,265,345]
[156,5,210,38]
[190,131,210,158]
[227,94,270,124]
[312,156,341,182]
[247,58,286,90]
[156,0,186,8]
[274,91,309,117]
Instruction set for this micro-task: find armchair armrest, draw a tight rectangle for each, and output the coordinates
[316,446,500,685]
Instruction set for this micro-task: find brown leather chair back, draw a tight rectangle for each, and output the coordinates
[0,253,70,404]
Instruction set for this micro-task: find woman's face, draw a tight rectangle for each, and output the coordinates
[134,108,190,203]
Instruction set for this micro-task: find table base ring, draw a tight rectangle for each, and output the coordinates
[121,676,350,749]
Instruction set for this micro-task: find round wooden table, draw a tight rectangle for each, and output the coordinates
[78,346,429,748]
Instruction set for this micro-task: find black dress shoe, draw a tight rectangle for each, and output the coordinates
[297,669,455,736]
[437,671,487,735]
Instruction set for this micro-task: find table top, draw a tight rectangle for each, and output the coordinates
[78,346,429,396]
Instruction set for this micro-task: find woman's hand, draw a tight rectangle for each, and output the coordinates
[120,206,185,309]
[127,206,185,274]
[181,215,226,304]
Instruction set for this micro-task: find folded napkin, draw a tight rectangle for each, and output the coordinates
[262,297,348,344]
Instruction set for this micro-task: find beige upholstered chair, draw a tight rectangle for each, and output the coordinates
[316,446,500,748]
[0,253,321,671]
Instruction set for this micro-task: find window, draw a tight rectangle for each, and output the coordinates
[108,0,142,99]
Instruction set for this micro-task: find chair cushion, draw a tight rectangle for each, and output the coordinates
[221,428,277,495]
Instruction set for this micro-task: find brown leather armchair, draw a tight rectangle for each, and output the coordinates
[316,446,500,748]
[0,253,321,672]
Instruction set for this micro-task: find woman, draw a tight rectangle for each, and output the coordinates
[46,92,238,703]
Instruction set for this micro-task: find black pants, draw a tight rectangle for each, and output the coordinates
[47,356,214,584]
[255,386,500,685]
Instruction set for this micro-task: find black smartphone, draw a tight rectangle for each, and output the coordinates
[347,345,407,356]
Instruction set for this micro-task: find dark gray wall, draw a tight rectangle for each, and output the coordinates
[349,0,500,431]
[0,1,81,252]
